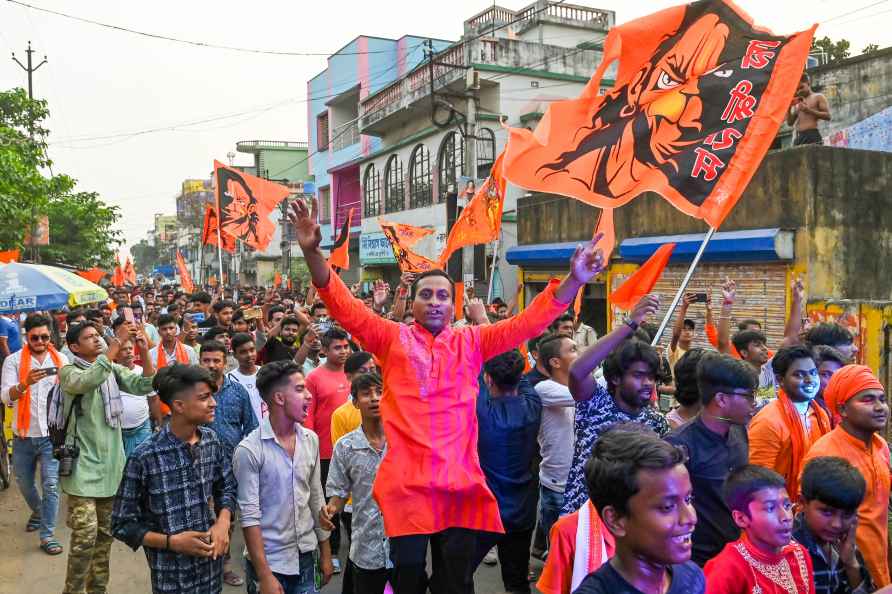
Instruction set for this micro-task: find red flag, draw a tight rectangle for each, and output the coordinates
[123,257,137,285]
[0,249,19,263]
[201,205,236,253]
[113,256,124,287]
[214,160,290,251]
[610,243,676,311]
[175,251,194,294]
[377,217,435,249]
[328,208,354,270]
[438,152,506,267]
[76,268,105,284]
[502,0,815,229]
[379,221,439,273]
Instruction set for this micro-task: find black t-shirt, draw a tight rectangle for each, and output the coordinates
[664,417,749,566]
[574,560,704,594]
[258,337,297,364]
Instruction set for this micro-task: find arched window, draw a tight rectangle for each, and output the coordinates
[384,155,405,213]
[477,127,497,178]
[408,144,432,209]
[437,131,465,202]
[362,163,381,217]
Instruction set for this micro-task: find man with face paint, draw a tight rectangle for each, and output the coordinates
[289,199,606,594]
[748,346,831,500]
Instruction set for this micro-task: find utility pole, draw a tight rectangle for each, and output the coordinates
[462,66,479,290]
[12,42,47,263]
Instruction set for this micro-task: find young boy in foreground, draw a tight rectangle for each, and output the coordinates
[573,425,703,594]
[704,465,814,594]
[794,456,872,594]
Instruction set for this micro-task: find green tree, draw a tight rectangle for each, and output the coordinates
[41,191,123,268]
[811,36,851,63]
[862,43,880,55]
[131,239,161,273]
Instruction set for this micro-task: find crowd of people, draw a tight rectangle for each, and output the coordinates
[0,198,887,594]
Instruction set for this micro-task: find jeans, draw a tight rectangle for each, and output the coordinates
[535,485,563,556]
[245,552,317,594]
[389,527,482,594]
[12,435,60,541]
[121,419,152,458]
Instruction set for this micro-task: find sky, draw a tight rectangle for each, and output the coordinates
[0,0,889,259]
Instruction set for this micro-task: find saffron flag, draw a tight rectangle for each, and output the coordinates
[123,258,137,285]
[502,0,815,229]
[112,256,124,288]
[175,251,194,294]
[377,218,435,249]
[214,160,290,251]
[76,268,105,284]
[454,282,465,323]
[328,208,354,270]
[201,205,236,253]
[610,243,677,311]
[379,221,439,274]
[594,208,616,260]
[438,152,507,267]
[0,249,19,263]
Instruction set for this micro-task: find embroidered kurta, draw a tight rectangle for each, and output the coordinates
[314,270,569,537]
[705,537,815,594]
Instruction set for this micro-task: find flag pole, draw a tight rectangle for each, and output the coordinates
[215,218,224,288]
[651,227,717,346]
[487,234,501,303]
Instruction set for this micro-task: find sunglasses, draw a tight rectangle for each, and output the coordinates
[28,334,52,342]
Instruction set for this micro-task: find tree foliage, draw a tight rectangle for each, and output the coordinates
[862,43,880,55]
[0,88,122,267]
[131,239,161,273]
[811,36,851,64]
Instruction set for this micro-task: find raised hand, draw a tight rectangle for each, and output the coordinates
[722,277,737,305]
[569,234,607,284]
[631,294,660,325]
[466,298,489,325]
[287,199,323,253]
[372,280,390,310]
[791,276,805,303]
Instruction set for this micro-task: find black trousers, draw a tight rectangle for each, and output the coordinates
[794,128,822,145]
[341,512,353,594]
[351,560,392,594]
[389,527,487,594]
[471,528,534,594]
[320,458,341,556]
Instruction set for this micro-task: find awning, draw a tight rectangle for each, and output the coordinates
[506,228,793,267]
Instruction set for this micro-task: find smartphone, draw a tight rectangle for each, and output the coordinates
[693,292,709,303]
[44,367,58,376]
[315,319,333,334]
[122,307,135,323]
[244,306,262,321]
[188,312,206,324]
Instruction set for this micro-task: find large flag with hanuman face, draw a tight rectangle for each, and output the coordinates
[503,0,815,228]
[214,161,290,252]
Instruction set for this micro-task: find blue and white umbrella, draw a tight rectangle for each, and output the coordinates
[0,263,109,313]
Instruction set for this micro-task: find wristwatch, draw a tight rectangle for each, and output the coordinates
[624,318,639,331]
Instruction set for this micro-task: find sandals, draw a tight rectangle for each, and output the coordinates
[25,514,40,532]
[223,570,244,587]
[40,539,63,555]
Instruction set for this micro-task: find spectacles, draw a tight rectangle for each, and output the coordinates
[28,334,52,342]
[721,390,756,403]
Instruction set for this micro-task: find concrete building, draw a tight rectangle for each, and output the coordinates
[308,1,615,296]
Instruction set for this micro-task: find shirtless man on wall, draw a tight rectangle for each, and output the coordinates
[787,72,831,145]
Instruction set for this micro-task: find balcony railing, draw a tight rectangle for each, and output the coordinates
[466,2,612,34]
[330,121,360,152]
[236,140,309,152]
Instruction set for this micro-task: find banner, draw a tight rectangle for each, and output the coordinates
[502,0,815,228]
[214,160,290,251]
[380,221,438,273]
[328,208,354,270]
[175,251,194,294]
[438,152,507,267]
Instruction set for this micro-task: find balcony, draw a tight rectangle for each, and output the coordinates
[236,140,309,153]
[330,121,360,152]
[465,2,612,37]
[359,36,601,136]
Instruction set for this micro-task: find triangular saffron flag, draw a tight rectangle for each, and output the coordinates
[176,251,194,294]
[454,282,465,323]
[376,217,434,249]
[379,221,439,273]
[214,160,290,251]
[76,268,105,284]
[0,249,20,263]
[438,152,506,268]
[502,0,815,229]
[202,205,236,253]
[273,271,282,288]
[573,288,584,318]
[610,243,676,311]
[328,208,354,270]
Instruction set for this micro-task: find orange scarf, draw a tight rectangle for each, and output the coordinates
[156,341,189,367]
[778,388,830,498]
[17,345,63,437]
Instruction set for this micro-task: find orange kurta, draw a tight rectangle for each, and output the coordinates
[748,398,829,497]
[804,427,891,587]
[315,270,569,537]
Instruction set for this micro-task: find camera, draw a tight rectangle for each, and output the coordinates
[53,444,80,477]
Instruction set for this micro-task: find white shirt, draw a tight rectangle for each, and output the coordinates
[535,379,576,493]
[1,348,69,438]
[148,342,198,367]
[120,364,150,429]
[228,368,265,424]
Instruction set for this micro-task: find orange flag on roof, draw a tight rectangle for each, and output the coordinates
[214,160,290,252]
[176,251,194,294]
[202,205,236,253]
[610,243,676,311]
[328,208,354,270]
[376,217,434,249]
[502,0,815,229]
[0,249,20,263]
[380,221,439,273]
[438,152,507,268]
